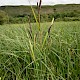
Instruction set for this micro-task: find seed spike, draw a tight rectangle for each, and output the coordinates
[37,2,38,7]
[39,0,42,9]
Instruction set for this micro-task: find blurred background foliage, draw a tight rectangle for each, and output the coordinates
[0,4,80,24]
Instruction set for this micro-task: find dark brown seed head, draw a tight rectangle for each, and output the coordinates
[37,2,38,7]
[39,0,42,9]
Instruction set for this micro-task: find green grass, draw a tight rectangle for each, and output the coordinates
[0,21,80,80]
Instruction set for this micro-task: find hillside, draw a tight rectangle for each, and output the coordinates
[0,4,80,15]
[0,4,80,23]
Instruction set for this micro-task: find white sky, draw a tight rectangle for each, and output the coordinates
[0,0,80,6]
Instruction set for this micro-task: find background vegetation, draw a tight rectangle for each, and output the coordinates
[0,4,80,24]
[0,10,9,25]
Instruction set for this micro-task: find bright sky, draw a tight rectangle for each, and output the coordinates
[0,0,80,6]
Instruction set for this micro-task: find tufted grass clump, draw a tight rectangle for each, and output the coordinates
[0,0,80,79]
[0,21,80,80]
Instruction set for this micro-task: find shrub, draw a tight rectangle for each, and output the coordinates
[0,10,9,25]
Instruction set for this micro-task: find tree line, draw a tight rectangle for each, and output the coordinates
[0,10,80,25]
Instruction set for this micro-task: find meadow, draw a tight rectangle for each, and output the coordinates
[0,21,80,80]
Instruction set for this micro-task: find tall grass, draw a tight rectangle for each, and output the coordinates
[0,0,80,79]
[0,21,80,80]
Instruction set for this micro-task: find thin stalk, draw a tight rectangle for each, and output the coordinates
[38,0,42,31]
[28,16,32,39]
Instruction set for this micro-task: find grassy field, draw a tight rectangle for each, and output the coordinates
[0,21,80,80]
